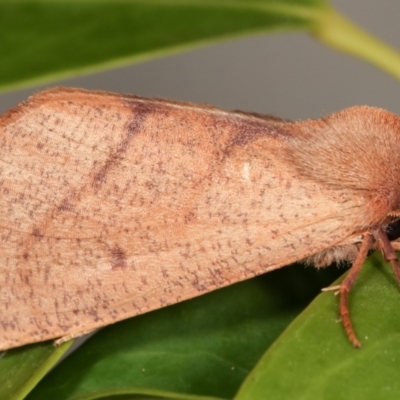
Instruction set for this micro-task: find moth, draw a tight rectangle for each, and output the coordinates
[1,87,400,351]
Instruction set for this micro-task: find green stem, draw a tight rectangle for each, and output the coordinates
[313,8,400,81]
[12,340,74,400]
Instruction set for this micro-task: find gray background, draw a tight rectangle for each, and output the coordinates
[1,0,400,120]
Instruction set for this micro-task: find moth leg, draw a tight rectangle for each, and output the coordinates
[375,230,400,286]
[340,232,374,348]
[54,329,96,347]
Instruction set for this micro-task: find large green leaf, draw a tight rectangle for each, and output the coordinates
[235,252,400,399]
[4,0,400,91]
[24,265,342,400]
[1,0,328,91]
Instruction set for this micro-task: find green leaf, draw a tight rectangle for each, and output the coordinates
[0,0,328,91]
[0,340,73,400]
[3,0,400,92]
[235,252,400,400]
[25,265,341,400]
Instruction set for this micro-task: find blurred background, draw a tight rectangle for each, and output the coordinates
[1,0,399,120]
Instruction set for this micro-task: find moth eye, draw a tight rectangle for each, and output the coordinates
[386,219,400,241]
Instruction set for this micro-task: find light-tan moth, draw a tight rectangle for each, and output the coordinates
[1,87,400,351]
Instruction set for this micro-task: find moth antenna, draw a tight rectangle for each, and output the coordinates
[339,232,374,348]
[54,328,95,347]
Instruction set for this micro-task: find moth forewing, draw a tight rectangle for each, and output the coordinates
[1,88,400,350]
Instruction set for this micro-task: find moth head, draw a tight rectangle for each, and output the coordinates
[287,106,400,225]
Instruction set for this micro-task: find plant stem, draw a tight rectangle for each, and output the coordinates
[313,9,400,81]
[12,341,74,400]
